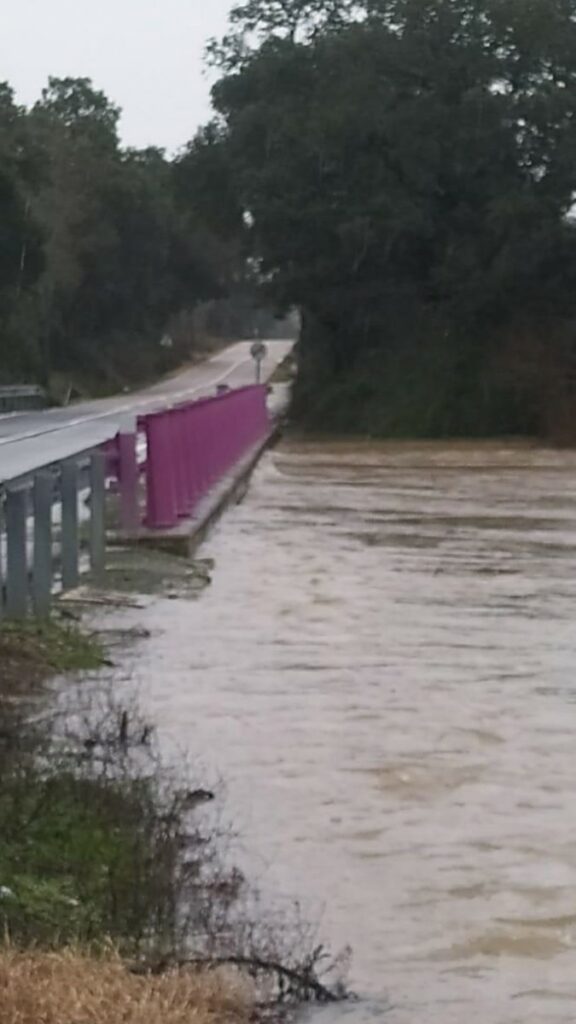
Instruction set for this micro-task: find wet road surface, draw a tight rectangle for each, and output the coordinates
[0,340,292,482]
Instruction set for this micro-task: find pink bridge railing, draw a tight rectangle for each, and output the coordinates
[106,384,270,532]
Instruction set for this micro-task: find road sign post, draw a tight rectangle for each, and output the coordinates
[250,341,268,384]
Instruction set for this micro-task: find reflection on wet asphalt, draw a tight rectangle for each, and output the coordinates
[114,441,576,1022]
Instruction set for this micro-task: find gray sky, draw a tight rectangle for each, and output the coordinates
[0,0,234,153]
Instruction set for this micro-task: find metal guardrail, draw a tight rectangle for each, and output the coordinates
[0,384,272,620]
[0,386,47,414]
[143,385,269,529]
[0,451,106,619]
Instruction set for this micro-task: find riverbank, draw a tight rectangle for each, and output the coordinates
[0,561,344,1021]
[7,436,575,1021]
[0,620,270,1022]
[0,619,105,692]
[0,950,252,1024]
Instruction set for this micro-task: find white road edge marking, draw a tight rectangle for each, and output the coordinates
[0,355,253,451]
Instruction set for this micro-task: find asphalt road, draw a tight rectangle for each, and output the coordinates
[0,340,294,485]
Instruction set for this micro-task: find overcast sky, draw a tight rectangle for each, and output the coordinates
[0,0,234,153]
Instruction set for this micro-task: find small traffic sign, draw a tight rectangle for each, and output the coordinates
[251,341,267,361]
[250,341,268,382]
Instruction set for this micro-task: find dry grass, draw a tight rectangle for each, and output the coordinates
[0,949,254,1024]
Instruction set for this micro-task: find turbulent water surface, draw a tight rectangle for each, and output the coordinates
[120,441,576,1022]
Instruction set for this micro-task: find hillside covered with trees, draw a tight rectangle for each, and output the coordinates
[0,76,278,396]
[198,0,576,439]
[4,1,576,436]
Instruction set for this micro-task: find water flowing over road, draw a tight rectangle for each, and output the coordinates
[123,440,576,1022]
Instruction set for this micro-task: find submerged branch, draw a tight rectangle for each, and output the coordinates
[131,951,349,1004]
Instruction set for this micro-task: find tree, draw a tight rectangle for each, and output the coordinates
[17,78,235,390]
[199,0,576,435]
[207,0,357,67]
[0,69,286,393]
[0,84,45,381]
[228,0,356,40]
[35,77,120,150]
[174,127,285,340]
[0,76,252,392]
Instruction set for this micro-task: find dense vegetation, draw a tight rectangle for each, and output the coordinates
[5,1,576,434]
[0,77,282,396]
[200,0,576,438]
[0,623,345,1007]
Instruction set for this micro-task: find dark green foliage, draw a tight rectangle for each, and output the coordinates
[0,679,223,956]
[202,0,576,437]
[0,672,346,1001]
[0,85,46,382]
[0,767,190,950]
[0,77,261,393]
[0,621,193,953]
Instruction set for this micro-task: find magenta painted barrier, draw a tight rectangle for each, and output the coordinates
[145,409,179,528]
[142,385,270,530]
[118,430,139,532]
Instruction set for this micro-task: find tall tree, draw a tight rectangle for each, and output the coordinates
[25,79,228,389]
[0,84,44,381]
[199,0,576,435]
[0,74,271,391]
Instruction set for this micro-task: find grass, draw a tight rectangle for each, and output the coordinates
[0,620,105,692]
[0,671,256,960]
[0,613,347,1015]
[269,354,297,385]
[0,949,252,1024]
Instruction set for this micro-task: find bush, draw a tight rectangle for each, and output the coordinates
[0,687,221,956]
[0,678,349,1008]
[0,768,184,950]
[292,316,541,438]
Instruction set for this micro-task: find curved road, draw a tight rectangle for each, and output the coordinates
[0,340,293,484]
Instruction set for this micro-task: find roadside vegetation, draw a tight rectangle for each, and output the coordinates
[0,77,290,396]
[3,1,576,435]
[0,619,105,690]
[0,618,347,1018]
[195,0,576,441]
[0,949,252,1024]
[269,353,298,385]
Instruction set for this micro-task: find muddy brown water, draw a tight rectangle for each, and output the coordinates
[112,441,576,1022]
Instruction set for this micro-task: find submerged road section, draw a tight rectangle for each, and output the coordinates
[0,340,293,484]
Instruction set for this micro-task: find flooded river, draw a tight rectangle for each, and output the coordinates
[123,441,576,1022]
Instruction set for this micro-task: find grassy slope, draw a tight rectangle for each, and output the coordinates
[0,620,105,693]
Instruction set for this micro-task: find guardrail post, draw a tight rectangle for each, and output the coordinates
[90,452,106,577]
[33,472,53,618]
[191,398,211,508]
[186,402,204,515]
[145,411,178,529]
[61,460,79,591]
[118,421,139,534]
[6,488,28,618]
[172,407,190,518]
[257,384,270,435]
